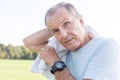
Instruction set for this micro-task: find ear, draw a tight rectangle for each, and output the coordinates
[79,16,84,26]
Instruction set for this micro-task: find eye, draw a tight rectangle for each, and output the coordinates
[64,22,70,27]
[53,29,59,33]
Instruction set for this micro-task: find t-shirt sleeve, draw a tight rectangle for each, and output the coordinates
[83,39,120,80]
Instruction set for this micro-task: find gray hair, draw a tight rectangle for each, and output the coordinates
[45,2,81,26]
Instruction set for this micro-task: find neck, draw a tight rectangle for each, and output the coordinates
[78,30,95,50]
[84,30,95,45]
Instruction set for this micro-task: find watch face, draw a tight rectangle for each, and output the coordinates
[56,62,63,69]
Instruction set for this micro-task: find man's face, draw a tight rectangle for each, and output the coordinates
[47,7,86,51]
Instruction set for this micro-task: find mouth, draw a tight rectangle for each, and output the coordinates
[64,38,73,45]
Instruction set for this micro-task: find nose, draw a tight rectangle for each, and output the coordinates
[59,29,68,39]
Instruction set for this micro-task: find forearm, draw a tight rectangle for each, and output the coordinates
[23,28,52,51]
[54,68,75,80]
[54,68,92,80]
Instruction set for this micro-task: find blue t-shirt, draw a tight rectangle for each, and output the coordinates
[66,36,120,80]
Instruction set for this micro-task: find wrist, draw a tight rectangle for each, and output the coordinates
[50,61,66,74]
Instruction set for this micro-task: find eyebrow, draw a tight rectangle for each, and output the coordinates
[59,19,65,25]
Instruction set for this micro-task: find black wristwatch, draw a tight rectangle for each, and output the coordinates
[50,61,66,74]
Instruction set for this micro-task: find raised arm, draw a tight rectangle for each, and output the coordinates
[23,28,52,51]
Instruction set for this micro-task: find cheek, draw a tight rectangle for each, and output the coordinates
[68,25,80,34]
[69,29,80,38]
[54,36,62,43]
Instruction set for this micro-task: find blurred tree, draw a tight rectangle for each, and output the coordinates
[0,43,38,59]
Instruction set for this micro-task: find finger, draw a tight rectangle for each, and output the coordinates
[45,46,55,52]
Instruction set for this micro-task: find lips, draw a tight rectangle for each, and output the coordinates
[64,38,73,45]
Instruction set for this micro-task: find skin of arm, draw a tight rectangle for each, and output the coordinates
[23,28,92,80]
[39,46,75,80]
[40,46,92,80]
[23,28,75,80]
[23,28,52,51]
[55,70,92,80]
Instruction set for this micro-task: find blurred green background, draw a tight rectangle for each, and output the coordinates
[0,59,47,80]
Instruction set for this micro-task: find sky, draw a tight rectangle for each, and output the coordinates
[0,0,120,45]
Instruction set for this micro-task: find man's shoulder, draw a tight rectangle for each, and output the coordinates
[95,36,119,45]
[93,36,115,43]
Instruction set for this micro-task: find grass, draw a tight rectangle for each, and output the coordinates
[0,59,48,80]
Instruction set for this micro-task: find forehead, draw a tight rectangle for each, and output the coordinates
[47,7,73,27]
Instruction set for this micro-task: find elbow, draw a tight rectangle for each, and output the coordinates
[23,38,30,48]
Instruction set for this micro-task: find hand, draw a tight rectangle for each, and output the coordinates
[40,46,60,67]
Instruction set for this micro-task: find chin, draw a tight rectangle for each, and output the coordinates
[67,46,78,51]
